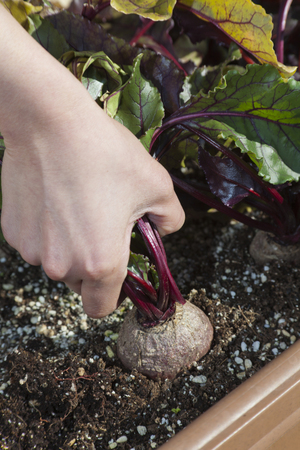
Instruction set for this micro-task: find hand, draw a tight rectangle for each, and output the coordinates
[0,6,184,317]
[1,103,184,317]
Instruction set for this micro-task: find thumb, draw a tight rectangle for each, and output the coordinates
[147,184,185,237]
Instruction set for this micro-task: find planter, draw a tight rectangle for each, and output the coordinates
[159,339,300,450]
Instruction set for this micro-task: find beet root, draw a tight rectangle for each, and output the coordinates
[117,301,213,380]
[249,230,300,265]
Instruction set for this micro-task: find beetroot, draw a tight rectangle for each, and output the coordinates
[119,216,213,379]
[250,230,300,265]
[117,301,213,380]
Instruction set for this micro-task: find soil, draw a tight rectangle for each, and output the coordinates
[0,213,299,450]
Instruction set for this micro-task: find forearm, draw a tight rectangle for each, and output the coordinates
[0,3,100,148]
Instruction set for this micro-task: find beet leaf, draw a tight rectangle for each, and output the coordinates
[28,13,70,59]
[109,0,295,76]
[152,64,300,182]
[114,54,165,144]
[176,0,296,77]
[111,0,177,21]
[198,146,266,208]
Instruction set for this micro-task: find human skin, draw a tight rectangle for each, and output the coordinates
[0,4,185,318]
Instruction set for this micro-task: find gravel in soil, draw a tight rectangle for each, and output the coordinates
[0,214,299,449]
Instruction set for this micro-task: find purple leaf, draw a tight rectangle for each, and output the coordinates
[173,8,231,48]
[198,147,265,207]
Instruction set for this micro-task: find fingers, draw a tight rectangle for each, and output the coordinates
[41,256,128,319]
[63,280,82,296]
[56,240,130,318]
[80,275,125,318]
[1,211,42,267]
[54,196,183,320]
[69,262,128,319]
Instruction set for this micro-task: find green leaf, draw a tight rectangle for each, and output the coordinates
[114,54,165,146]
[178,0,296,78]
[195,119,300,184]
[171,407,181,414]
[141,52,184,116]
[128,252,151,282]
[180,66,221,104]
[173,33,207,67]
[128,252,159,289]
[169,64,300,183]
[60,50,126,85]
[2,0,42,30]
[60,50,127,107]
[180,43,242,104]
[111,0,177,20]
[140,128,156,150]
[28,14,70,59]
[81,67,106,101]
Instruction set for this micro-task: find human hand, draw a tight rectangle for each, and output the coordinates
[0,6,184,317]
[1,106,184,318]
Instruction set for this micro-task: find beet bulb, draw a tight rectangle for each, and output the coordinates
[250,230,300,264]
[118,216,213,379]
[117,300,213,380]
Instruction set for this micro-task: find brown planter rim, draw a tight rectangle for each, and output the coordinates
[159,339,300,450]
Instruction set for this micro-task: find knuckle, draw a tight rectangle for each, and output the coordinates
[172,206,186,232]
[157,171,175,199]
[1,215,41,266]
[84,259,119,282]
[19,248,40,267]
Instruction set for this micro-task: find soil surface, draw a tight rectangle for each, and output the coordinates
[0,214,299,449]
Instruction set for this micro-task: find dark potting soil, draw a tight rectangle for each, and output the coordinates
[0,213,299,449]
